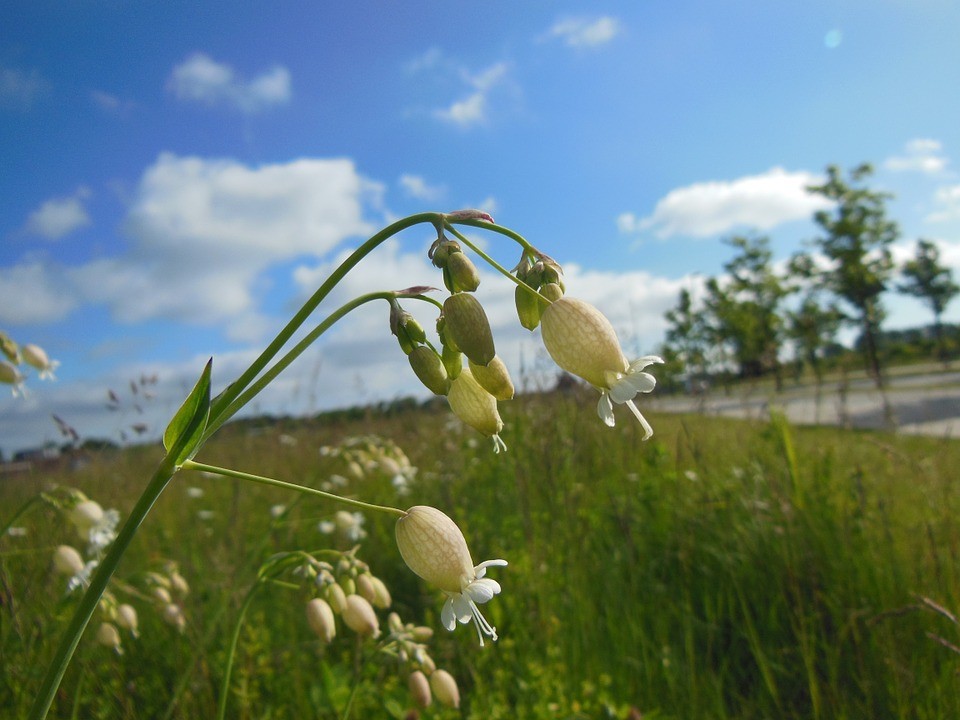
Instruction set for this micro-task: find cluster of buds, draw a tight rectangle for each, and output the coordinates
[92,590,140,655]
[512,251,566,331]
[318,434,418,496]
[302,548,392,642]
[385,613,461,709]
[144,564,190,633]
[0,331,59,396]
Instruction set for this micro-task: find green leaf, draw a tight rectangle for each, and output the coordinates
[162,358,212,465]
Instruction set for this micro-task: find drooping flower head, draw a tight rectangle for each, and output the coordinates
[447,367,507,453]
[0,360,26,397]
[540,296,663,439]
[395,505,506,646]
[22,344,60,380]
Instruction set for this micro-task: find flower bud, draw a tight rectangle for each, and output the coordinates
[540,296,627,387]
[441,343,462,381]
[407,345,450,395]
[162,603,186,632]
[430,669,461,709]
[442,294,495,366]
[447,368,503,439]
[446,252,481,292]
[306,598,337,643]
[53,545,85,575]
[411,625,434,642]
[116,604,139,637]
[22,344,58,378]
[356,573,377,606]
[0,333,18,363]
[408,670,432,708]
[395,506,474,595]
[96,622,121,650]
[153,586,172,605]
[391,306,427,355]
[0,360,24,389]
[388,611,404,633]
[325,582,348,614]
[69,500,104,535]
[342,594,380,638]
[169,571,190,597]
[515,284,545,330]
[369,575,392,609]
[469,356,514,401]
[540,282,564,302]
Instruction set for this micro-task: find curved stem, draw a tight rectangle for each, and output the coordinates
[29,455,179,720]
[182,460,407,519]
[444,224,551,304]
[0,495,40,540]
[208,212,441,426]
[203,291,437,439]
[448,217,537,254]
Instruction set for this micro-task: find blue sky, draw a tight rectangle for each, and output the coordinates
[2,1,960,455]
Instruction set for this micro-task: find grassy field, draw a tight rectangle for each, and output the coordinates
[2,388,959,719]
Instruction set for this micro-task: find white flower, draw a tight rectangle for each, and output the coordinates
[318,510,366,541]
[0,360,26,397]
[540,296,663,439]
[85,508,120,556]
[66,559,99,594]
[395,505,506,646]
[269,504,287,518]
[186,486,204,499]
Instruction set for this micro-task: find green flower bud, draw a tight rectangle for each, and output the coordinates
[96,622,122,651]
[306,598,336,643]
[325,582,348,614]
[408,345,450,395]
[443,293,495,366]
[469,356,514,401]
[409,670,432,708]
[540,282,564,302]
[430,669,461,709]
[342,594,380,638]
[446,252,481,292]
[447,368,506,451]
[515,284,545,331]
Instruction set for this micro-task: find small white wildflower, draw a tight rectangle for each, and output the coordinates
[6,526,27,537]
[186,486,204,499]
[85,508,120,556]
[395,505,506,646]
[318,510,366,542]
[66,560,99,594]
[53,545,85,576]
[197,510,215,521]
[269,504,287,518]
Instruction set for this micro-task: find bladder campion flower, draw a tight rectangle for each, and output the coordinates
[0,360,25,396]
[540,296,664,439]
[395,505,506,646]
[22,343,59,380]
[447,367,507,453]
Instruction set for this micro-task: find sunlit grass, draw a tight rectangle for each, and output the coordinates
[2,391,959,718]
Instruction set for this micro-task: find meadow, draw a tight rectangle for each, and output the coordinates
[2,388,959,719]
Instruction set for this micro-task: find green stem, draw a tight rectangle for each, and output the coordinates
[203,291,438,439]
[0,495,40,540]
[182,461,407,519]
[216,581,262,720]
[444,224,552,304]
[208,212,442,426]
[29,455,180,720]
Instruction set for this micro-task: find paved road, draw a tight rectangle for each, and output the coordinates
[649,370,960,438]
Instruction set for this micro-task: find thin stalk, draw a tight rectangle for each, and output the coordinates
[444,224,551,304]
[29,455,180,720]
[182,461,407,519]
[216,582,262,720]
[203,291,435,439]
[0,495,40,539]
[208,212,441,425]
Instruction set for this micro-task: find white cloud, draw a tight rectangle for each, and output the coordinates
[399,174,445,202]
[25,187,92,240]
[547,16,621,48]
[0,65,49,109]
[884,138,948,174]
[432,62,511,128]
[168,53,291,113]
[625,167,833,240]
[927,184,960,223]
[2,154,379,340]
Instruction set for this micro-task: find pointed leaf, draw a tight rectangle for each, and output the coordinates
[163,358,212,465]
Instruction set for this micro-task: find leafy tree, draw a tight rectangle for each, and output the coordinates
[703,235,789,385]
[898,239,959,361]
[807,163,898,388]
[664,287,710,391]
[785,251,845,386]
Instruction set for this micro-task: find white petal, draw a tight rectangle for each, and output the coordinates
[474,559,508,578]
[466,578,501,604]
[441,598,457,631]
[452,594,474,623]
[625,399,654,440]
[609,378,639,404]
[597,393,616,427]
[628,355,664,372]
[624,371,657,395]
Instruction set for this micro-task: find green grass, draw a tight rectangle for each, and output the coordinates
[2,391,959,719]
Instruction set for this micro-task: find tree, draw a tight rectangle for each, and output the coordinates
[898,239,959,361]
[664,287,710,391]
[807,164,898,388]
[703,235,789,385]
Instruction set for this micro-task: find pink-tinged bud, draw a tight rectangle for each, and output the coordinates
[540,297,627,388]
[53,545,85,575]
[306,598,337,643]
[408,670,432,708]
[429,669,461,709]
[342,594,380,638]
[395,506,474,595]
[445,208,495,224]
[96,622,121,650]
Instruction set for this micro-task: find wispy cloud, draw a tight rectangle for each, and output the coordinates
[24,187,92,240]
[432,61,510,128]
[399,174,445,202]
[884,138,948,174]
[620,167,833,240]
[168,53,291,113]
[547,16,621,48]
[927,184,960,224]
[0,65,50,110]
